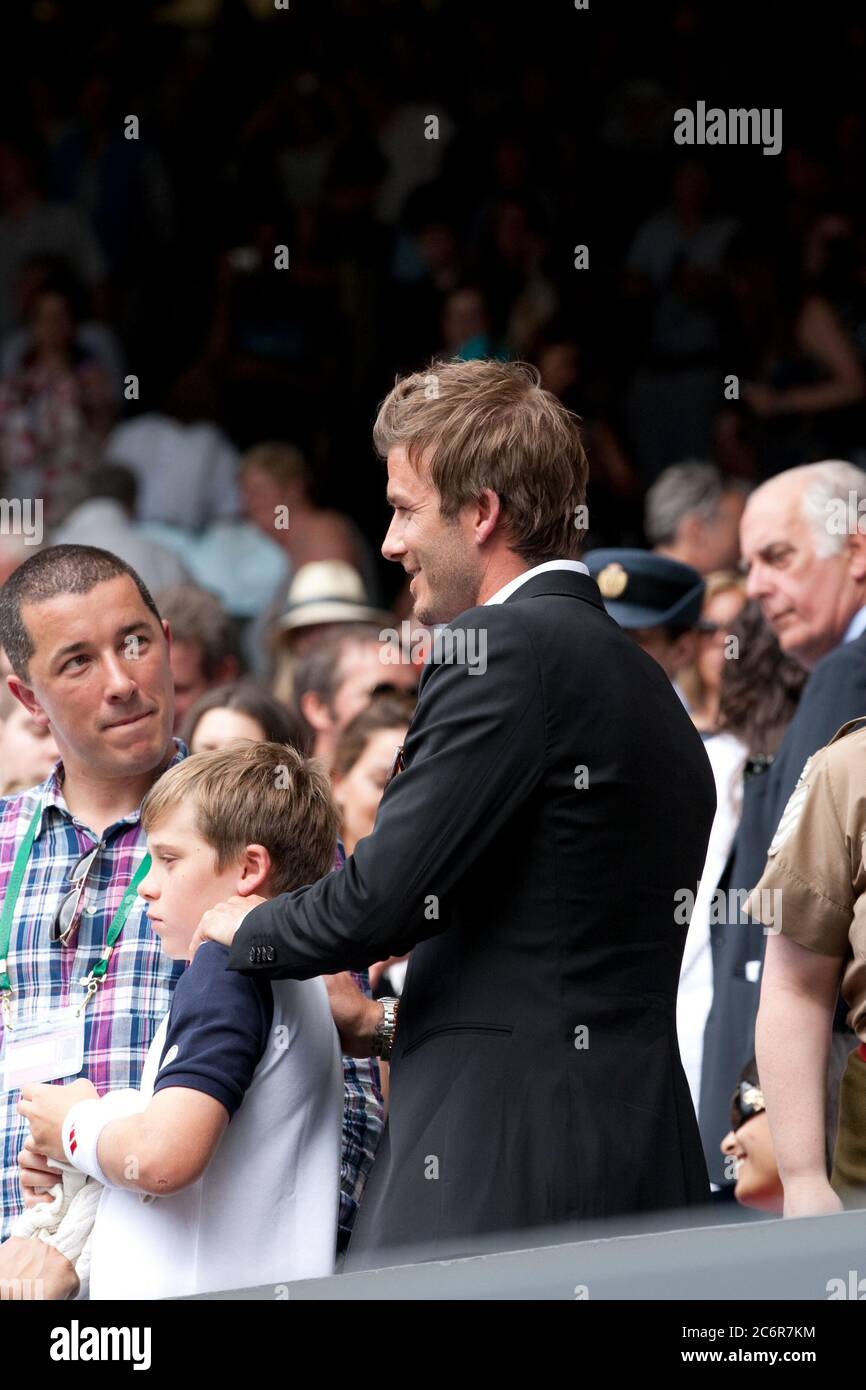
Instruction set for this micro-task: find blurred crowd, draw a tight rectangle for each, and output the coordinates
[0,2,865,561]
[1,0,866,1249]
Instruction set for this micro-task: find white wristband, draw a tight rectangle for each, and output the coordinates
[62,1089,148,1186]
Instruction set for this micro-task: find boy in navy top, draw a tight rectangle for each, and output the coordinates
[19,742,343,1298]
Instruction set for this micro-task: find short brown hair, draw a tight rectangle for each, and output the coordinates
[373,358,589,562]
[291,624,384,729]
[0,545,163,681]
[141,741,338,895]
[157,584,240,680]
[241,441,310,492]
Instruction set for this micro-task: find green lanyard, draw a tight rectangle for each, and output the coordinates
[0,803,152,1027]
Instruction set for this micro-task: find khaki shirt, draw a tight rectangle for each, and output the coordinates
[745,718,866,1043]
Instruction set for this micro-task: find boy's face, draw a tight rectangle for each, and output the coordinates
[139,802,248,960]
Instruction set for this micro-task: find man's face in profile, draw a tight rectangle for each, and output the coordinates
[740,480,854,669]
[381,445,481,625]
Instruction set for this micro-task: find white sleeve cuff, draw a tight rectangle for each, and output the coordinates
[62,1089,148,1186]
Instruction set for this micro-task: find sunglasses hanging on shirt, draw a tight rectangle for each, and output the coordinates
[51,841,105,946]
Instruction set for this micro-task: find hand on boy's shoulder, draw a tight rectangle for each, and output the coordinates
[189,894,266,960]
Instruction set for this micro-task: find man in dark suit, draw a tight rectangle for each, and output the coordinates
[699,461,866,1189]
[192,358,716,1266]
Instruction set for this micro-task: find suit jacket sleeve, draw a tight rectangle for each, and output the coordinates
[228,607,546,978]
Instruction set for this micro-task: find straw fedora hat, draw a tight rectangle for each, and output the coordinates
[273,560,393,635]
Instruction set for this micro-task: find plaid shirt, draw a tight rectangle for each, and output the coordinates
[0,740,187,1239]
[0,748,383,1252]
[334,839,384,1252]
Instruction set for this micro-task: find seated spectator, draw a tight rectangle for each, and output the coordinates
[0,137,108,340]
[584,548,709,694]
[157,584,242,733]
[240,440,382,603]
[138,514,289,634]
[477,197,558,356]
[331,690,417,1003]
[0,700,59,796]
[52,464,192,595]
[719,1060,783,1214]
[677,600,807,1120]
[440,285,508,362]
[679,571,747,733]
[645,461,748,575]
[718,231,866,476]
[269,560,396,704]
[0,271,113,526]
[623,159,740,480]
[537,332,643,551]
[292,624,419,772]
[1,253,125,402]
[181,678,309,755]
[105,366,242,532]
[16,743,344,1298]
[331,690,416,857]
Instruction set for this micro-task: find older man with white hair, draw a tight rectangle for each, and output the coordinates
[699,459,866,1192]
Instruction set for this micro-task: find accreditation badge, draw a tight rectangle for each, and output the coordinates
[1,1006,86,1090]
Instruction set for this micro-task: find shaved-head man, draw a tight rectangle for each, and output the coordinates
[700,460,866,1191]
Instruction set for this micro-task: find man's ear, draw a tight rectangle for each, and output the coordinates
[236,844,272,897]
[845,530,866,583]
[680,514,704,548]
[299,690,333,734]
[670,630,700,676]
[162,618,172,651]
[473,488,503,546]
[6,672,50,728]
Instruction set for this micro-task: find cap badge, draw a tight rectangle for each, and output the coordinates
[597,562,628,599]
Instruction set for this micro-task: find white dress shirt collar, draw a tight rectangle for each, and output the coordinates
[842,604,866,645]
[484,559,590,606]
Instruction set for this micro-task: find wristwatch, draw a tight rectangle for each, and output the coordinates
[372,997,399,1061]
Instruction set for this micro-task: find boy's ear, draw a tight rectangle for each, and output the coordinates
[6,674,51,729]
[236,844,272,897]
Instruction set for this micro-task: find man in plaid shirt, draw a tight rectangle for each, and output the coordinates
[0,545,381,1292]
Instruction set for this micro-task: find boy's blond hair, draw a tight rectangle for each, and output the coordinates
[141,742,338,895]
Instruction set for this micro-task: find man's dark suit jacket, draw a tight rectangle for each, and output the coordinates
[699,630,866,1185]
[229,567,716,1264]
